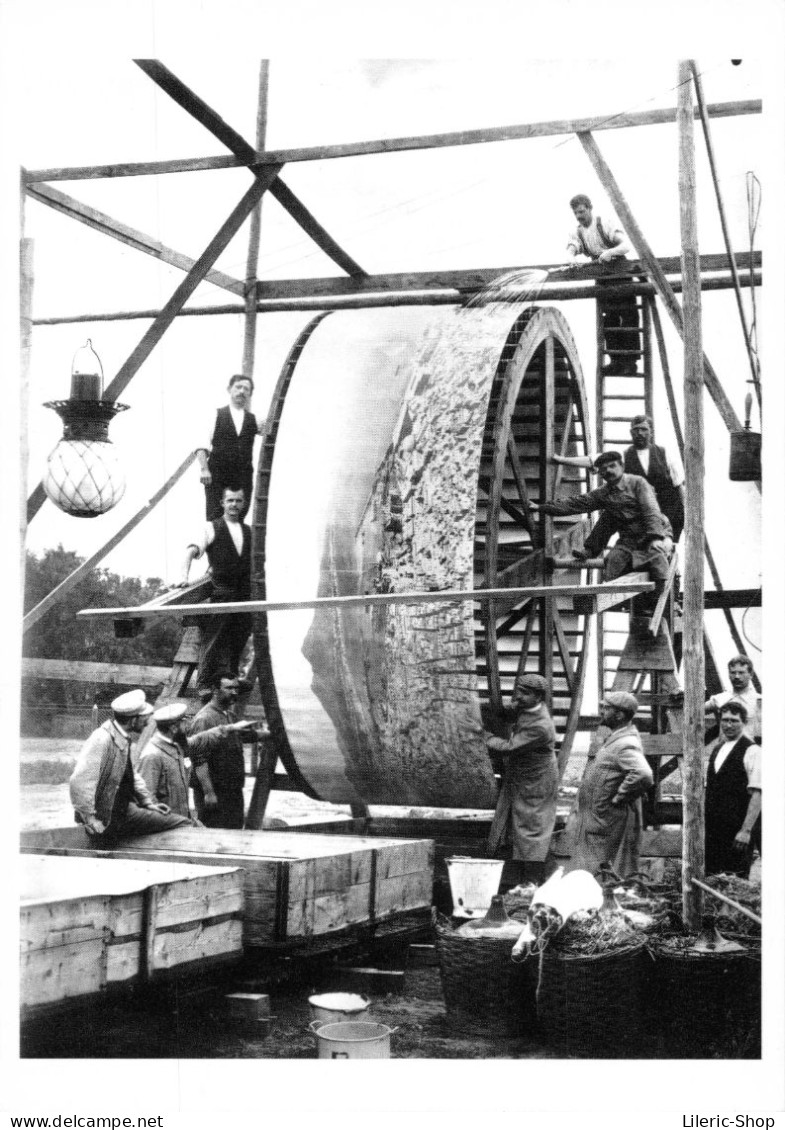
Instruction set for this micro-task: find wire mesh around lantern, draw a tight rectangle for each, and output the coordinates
[42,340,129,518]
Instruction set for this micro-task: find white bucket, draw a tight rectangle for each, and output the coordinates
[445,856,504,916]
[308,992,370,1028]
[310,1020,397,1059]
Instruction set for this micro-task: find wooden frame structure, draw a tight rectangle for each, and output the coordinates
[22,63,763,918]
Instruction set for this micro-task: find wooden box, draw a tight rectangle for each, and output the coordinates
[20,827,434,947]
[20,854,244,1012]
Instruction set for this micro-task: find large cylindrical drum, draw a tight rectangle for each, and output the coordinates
[253,305,592,807]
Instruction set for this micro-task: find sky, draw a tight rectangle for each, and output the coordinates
[2,1,785,1123]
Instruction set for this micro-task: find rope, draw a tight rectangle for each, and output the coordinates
[745,172,762,397]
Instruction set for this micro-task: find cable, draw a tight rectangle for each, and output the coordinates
[745,171,762,392]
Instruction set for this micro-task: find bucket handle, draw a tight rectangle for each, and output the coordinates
[309,1020,324,1033]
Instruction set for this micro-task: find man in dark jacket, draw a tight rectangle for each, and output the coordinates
[552,415,685,543]
[196,374,265,520]
[705,702,761,878]
[180,486,253,695]
[533,451,673,610]
[484,673,558,886]
[188,672,262,828]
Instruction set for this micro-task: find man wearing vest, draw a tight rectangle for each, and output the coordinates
[704,702,761,879]
[196,374,265,521]
[181,486,253,696]
[552,415,685,544]
[566,193,640,376]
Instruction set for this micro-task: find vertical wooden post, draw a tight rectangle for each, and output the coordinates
[678,61,705,930]
[540,339,556,706]
[20,222,34,604]
[241,60,270,379]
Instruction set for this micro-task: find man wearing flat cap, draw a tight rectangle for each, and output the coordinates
[565,692,653,877]
[551,415,685,544]
[70,690,192,843]
[139,703,255,820]
[483,672,558,886]
[533,450,673,612]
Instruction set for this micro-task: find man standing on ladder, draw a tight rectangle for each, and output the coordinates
[195,374,266,521]
[566,193,639,376]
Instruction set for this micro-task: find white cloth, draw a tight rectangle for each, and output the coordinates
[198,404,263,452]
[706,685,761,740]
[567,214,630,259]
[189,519,245,557]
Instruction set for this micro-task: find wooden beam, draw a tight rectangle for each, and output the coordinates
[27,183,244,296]
[24,98,761,182]
[76,579,655,621]
[241,61,269,379]
[20,234,34,605]
[573,572,651,615]
[703,588,761,610]
[134,59,365,278]
[24,452,200,630]
[679,61,706,930]
[577,131,745,437]
[30,262,761,326]
[22,657,171,686]
[26,170,280,524]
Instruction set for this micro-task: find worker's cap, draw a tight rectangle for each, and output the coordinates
[593,450,624,469]
[111,689,153,719]
[601,691,639,714]
[514,673,548,695]
[153,702,188,725]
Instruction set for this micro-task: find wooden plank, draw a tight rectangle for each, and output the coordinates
[135,60,365,278]
[648,552,679,637]
[241,61,269,379]
[27,183,244,296]
[25,98,761,183]
[573,573,652,615]
[31,265,760,326]
[21,657,170,686]
[617,620,677,672]
[79,579,655,622]
[22,451,199,629]
[26,171,280,523]
[640,733,683,757]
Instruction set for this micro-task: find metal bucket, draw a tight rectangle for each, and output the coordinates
[309,1020,397,1059]
[308,992,370,1028]
[445,857,504,916]
[729,430,761,481]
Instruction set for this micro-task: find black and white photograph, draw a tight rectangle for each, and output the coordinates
[2,5,784,1127]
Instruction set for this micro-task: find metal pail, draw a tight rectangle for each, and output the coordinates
[308,992,370,1028]
[729,430,761,481]
[445,857,504,916]
[309,1020,397,1059]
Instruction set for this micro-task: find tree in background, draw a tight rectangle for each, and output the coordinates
[24,545,180,664]
[22,547,183,735]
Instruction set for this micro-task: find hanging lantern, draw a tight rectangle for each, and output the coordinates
[42,340,129,518]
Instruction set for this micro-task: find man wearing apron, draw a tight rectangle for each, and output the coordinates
[484,673,558,886]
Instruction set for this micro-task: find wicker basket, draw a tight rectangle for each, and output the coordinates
[435,915,536,1036]
[649,938,761,1057]
[536,941,649,1058]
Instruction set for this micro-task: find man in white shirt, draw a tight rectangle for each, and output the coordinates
[704,702,761,878]
[705,654,761,742]
[180,487,253,696]
[196,374,266,520]
[566,193,639,376]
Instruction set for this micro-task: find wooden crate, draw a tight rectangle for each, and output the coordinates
[20,854,244,1012]
[20,827,434,947]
